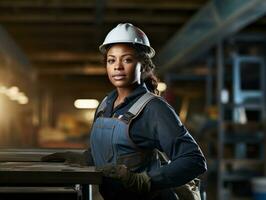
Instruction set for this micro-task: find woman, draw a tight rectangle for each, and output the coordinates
[42,23,207,200]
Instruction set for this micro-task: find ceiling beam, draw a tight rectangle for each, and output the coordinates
[14,39,97,49]
[0,14,188,25]
[107,2,203,10]
[5,24,177,37]
[0,1,93,8]
[0,14,95,23]
[105,15,188,25]
[0,1,202,10]
[230,32,266,43]
[4,25,98,38]
[29,51,102,62]
[37,65,106,75]
[156,0,266,74]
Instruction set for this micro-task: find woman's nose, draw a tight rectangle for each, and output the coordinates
[114,61,123,70]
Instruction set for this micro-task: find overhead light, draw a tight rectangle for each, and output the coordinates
[6,86,19,100]
[18,95,29,105]
[74,99,99,109]
[157,82,167,92]
[0,85,29,105]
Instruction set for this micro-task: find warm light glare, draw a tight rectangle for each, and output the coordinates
[157,82,167,92]
[74,99,99,109]
[18,95,29,104]
[0,86,7,93]
[9,86,19,95]
[0,85,28,105]
[7,87,20,100]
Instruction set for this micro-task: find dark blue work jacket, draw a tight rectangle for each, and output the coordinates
[90,84,207,198]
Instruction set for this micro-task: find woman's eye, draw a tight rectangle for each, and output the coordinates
[107,59,115,64]
[124,58,133,63]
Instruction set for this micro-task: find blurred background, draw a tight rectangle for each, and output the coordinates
[0,0,265,199]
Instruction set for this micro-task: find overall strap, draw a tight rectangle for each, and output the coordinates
[94,96,108,120]
[121,92,156,124]
[94,92,157,122]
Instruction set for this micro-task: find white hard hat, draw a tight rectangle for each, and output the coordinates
[99,23,155,57]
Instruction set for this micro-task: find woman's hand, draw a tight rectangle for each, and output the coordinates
[97,164,151,194]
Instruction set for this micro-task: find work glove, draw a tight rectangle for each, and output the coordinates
[97,164,151,194]
[41,150,93,166]
[174,179,201,200]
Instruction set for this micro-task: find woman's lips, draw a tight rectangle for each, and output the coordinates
[112,74,126,80]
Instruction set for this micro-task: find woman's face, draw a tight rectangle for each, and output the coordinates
[106,44,141,89]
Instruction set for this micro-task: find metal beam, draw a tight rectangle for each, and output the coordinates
[156,0,266,74]
[0,14,187,25]
[30,51,102,62]
[0,1,93,8]
[0,25,33,79]
[14,39,98,51]
[6,23,175,38]
[5,25,98,36]
[5,24,177,36]
[0,14,95,23]
[107,2,202,10]
[37,65,106,75]
[0,1,202,10]
[230,32,266,43]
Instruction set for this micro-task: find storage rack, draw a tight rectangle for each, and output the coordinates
[217,42,266,200]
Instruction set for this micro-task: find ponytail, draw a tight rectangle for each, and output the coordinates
[142,69,159,94]
[133,44,159,94]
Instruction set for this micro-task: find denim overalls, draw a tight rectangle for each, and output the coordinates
[90,92,179,200]
[90,92,157,171]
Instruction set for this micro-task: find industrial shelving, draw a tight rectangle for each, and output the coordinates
[217,45,266,200]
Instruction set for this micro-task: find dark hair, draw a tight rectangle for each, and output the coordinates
[103,43,159,94]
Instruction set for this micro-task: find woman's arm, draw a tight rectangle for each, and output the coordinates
[141,98,207,190]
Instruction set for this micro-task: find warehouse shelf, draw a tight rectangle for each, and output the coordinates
[222,174,262,182]
[217,52,266,200]
[223,132,264,144]
[223,121,264,129]
[224,103,264,110]
[230,197,252,200]
[221,159,264,165]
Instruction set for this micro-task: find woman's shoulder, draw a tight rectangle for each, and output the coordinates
[140,94,182,126]
[144,94,175,113]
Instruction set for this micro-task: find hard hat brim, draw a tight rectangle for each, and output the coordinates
[99,42,155,58]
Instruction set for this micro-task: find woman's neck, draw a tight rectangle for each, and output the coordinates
[114,83,139,108]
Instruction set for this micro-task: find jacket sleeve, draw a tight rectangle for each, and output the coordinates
[145,98,207,190]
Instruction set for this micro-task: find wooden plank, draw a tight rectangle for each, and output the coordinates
[0,187,76,193]
[0,162,102,185]
[0,149,83,162]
